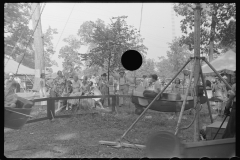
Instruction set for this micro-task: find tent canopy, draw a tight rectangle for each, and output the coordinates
[202,50,236,76]
[4,57,35,75]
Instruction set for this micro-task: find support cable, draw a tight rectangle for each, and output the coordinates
[15,3,46,75]
[5,3,38,67]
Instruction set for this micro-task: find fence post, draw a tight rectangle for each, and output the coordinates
[112,95,116,113]
[47,98,55,120]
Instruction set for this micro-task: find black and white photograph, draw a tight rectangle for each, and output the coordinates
[4,3,236,158]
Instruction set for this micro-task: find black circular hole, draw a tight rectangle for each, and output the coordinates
[121,50,142,71]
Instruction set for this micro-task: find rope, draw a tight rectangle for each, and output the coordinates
[138,3,143,32]
[5,108,33,118]
[54,4,75,50]
[15,3,46,75]
[4,3,38,67]
[180,101,201,130]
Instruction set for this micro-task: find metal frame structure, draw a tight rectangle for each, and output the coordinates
[99,56,233,149]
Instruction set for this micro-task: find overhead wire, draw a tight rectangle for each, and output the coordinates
[139,3,143,33]
[15,3,46,75]
[54,4,76,52]
[5,3,38,67]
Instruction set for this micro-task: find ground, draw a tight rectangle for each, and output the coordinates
[4,98,225,158]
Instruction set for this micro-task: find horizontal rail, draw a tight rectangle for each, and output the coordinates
[32,94,133,102]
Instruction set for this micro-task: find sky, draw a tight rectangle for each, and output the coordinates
[37,3,184,72]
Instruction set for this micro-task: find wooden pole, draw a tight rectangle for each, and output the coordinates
[193,3,202,142]
[199,66,213,123]
[31,3,45,91]
[175,59,196,136]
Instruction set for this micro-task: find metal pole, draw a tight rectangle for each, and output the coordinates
[119,58,191,141]
[203,58,232,90]
[175,59,196,136]
[193,3,202,142]
[213,115,228,140]
[199,65,213,123]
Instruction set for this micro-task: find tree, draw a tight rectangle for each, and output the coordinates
[58,35,83,78]
[156,56,174,79]
[4,3,34,68]
[166,37,193,73]
[78,16,148,76]
[155,37,193,79]
[129,58,157,78]
[174,3,236,61]
[4,3,59,69]
[43,26,59,67]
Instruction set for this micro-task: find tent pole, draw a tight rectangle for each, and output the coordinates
[203,58,232,90]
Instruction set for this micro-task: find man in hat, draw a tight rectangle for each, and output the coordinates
[98,73,110,106]
[110,69,134,107]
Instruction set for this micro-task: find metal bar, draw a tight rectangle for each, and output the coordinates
[119,58,192,141]
[32,94,137,102]
[203,58,232,90]
[47,99,55,120]
[175,59,196,136]
[213,115,228,140]
[199,65,213,123]
[5,108,33,118]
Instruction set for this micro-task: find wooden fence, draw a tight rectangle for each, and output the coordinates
[28,94,132,123]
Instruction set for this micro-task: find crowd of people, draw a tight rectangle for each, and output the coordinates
[40,68,137,111]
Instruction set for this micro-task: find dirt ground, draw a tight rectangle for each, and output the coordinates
[4,98,224,158]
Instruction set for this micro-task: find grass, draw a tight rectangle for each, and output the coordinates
[4,97,224,158]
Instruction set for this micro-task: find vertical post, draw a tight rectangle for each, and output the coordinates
[199,65,213,123]
[47,98,55,120]
[31,3,45,91]
[193,3,202,142]
[112,95,116,113]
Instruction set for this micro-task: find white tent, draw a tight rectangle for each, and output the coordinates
[202,50,236,76]
[4,57,35,75]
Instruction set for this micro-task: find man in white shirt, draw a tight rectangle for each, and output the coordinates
[110,69,134,107]
[147,74,161,93]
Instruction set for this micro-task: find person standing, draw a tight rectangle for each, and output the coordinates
[142,75,149,89]
[50,71,67,110]
[98,73,110,107]
[14,76,21,93]
[39,73,47,107]
[212,77,225,116]
[111,69,134,107]
[222,82,236,139]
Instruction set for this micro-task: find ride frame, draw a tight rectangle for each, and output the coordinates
[99,56,233,149]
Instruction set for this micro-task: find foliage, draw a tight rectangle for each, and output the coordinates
[82,65,101,77]
[173,3,236,58]
[58,35,83,77]
[4,3,58,69]
[156,37,193,79]
[78,16,148,74]
[43,26,59,67]
[128,58,157,78]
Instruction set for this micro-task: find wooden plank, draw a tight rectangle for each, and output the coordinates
[99,140,145,149]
